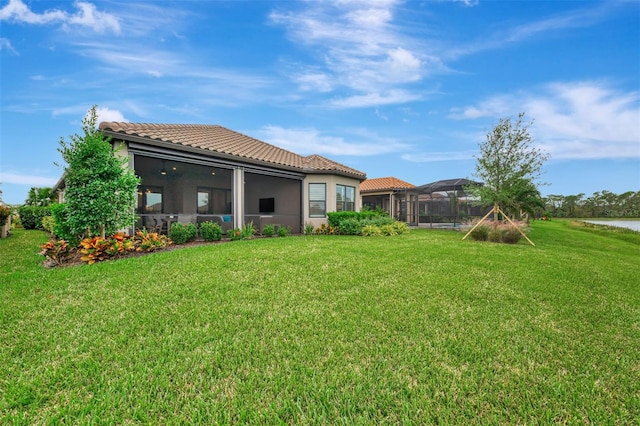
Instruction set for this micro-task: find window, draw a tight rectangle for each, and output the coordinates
[309,183,326,217]
[197,188,213,214]
[336,184,355,212]
[198,187,232,214]
[137,186,163,214]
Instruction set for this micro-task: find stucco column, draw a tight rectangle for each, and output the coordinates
[233,167,244,229]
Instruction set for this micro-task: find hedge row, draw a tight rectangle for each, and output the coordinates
[17,205,52,230]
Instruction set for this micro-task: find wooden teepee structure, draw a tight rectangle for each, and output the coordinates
[462,203,535,246]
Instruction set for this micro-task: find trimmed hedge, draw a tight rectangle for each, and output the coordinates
[327,211,385,229]
[327,210,398,235]
[17,205,52,230]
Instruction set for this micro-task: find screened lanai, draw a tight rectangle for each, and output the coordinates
[134,155,302,234]
[416,178,486,227]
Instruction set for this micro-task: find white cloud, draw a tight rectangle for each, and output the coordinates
[0,0,66,24]
[330,89,423,108]
[66,2,120,34]
[257,125,410,156]
[449,81,640,160]
[0,37,17,54]
[94,107,128,123]
[0,172,57,187]
[0,0,120,34]
[270,1,436,107]
[446,2,618,59]
[51,105,128,123]
[295,72,334,92]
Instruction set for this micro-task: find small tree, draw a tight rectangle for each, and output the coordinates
[469,112,549,220]
[58,106,140,239]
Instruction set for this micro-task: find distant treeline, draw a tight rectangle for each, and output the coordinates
[543,190,640,218]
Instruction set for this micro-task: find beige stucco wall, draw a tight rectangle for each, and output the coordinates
[303,174,363,228]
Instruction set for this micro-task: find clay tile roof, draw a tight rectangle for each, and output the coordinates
[360,177,416,192]
[99,122,366,179]
[302,154,365,177]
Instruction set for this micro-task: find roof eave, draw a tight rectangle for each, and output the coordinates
[104,130,306,175]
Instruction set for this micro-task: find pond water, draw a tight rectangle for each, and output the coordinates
[583,220,640,232]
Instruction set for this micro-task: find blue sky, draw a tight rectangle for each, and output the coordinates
[1,0,639,205]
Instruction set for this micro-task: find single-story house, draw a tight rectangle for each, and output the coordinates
[360,177,419,225]
[55,122,367,234]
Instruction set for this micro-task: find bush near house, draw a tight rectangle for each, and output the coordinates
[41,230,172,265]
[327,211,407,236]
[200,221,223,242]
[261,224,275,237]
[313,223,337,235]
[41,216,55,235]
[169,222,198,245]
[276,225,290,237]
[304,222,314,235]
[0,206,11,226]
[50,203,77,244]
[17,205,52,230]
[327,210,386,229]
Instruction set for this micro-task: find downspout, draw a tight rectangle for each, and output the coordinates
[299,179,304,234]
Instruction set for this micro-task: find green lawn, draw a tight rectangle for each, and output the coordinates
[1,221,639,424]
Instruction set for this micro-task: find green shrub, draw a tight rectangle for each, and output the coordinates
[361,224,382,236]
[488,225,502,243]
[50,203,77,243]
[361,216,395,227]
[392,221,410,235]
[338,218,362,235]
[327,211,359,228]
[0,205,11,226]
[469,225,489,241]
[277,225,290,237]
[304,222,314,235]
[200,221,223,242]
[227,228,242,241]
[241,222,256,239]
[18,205,51,230]
[169,222,198,245]
[327,210,388,229]
[41,216,55,234]
[262,223,275,237]
[501,225,524,244]
[380,224,398,236]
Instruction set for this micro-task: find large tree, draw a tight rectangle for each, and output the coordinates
[470,112,549,220]
[58,106,140,239]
